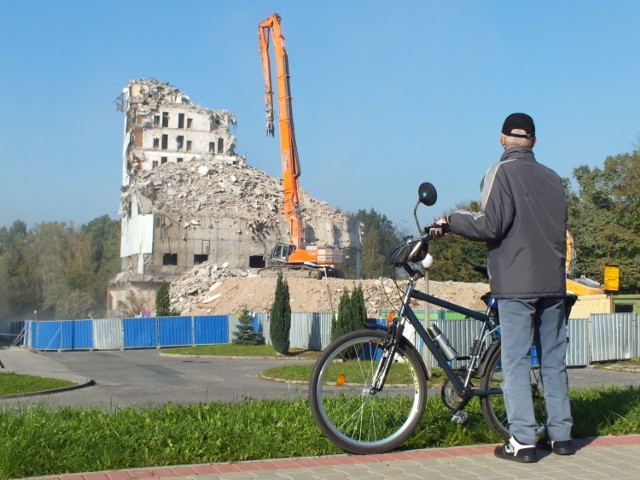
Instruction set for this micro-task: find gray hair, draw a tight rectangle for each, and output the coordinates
[503,129,535,148]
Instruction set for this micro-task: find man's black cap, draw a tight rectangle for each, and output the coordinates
[502,113,535,138]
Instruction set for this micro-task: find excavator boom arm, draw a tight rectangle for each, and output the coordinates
[258,13,304,250]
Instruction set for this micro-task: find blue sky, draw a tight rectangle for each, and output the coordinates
[1,1,639,233]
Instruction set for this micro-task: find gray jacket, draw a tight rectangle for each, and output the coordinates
[448,146,567,298]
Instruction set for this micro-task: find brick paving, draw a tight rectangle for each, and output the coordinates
[26,435,640,480]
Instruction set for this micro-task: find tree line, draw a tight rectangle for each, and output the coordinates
[0,216,120,321]
[1,147,637,322]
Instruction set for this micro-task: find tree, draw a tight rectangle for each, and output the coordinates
[568,151,640,291]
[269,273,291,354]
[0,216,121,321]
[331,286,366,341]
[344,209,402,279]
[54,290,97,320]
[156,282,172,316]
[232,310,265,345]
[351,284,368,327]
[427,201,488,282]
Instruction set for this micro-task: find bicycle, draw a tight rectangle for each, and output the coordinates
[308,182,576,455]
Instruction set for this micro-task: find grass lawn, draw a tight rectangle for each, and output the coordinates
[0,372,75,396]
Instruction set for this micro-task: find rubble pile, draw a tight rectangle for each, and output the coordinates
[169,265,490,316]
[121,157,350,240]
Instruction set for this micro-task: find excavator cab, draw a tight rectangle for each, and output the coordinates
[269,242,296,265]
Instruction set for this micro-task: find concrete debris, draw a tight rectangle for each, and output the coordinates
[121,157,351,242]
[169,265,490,316]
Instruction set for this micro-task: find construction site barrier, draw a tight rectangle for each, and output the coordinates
[13,313,640,367]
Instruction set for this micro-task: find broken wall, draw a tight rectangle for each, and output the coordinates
[120,156,358,277]
[119,78,238,185]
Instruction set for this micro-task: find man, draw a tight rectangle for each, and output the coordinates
[430,113,573,463]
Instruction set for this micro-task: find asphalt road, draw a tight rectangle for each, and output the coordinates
[0,349,313,409]
[0,348,637,410]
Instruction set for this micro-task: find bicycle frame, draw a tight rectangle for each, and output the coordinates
[382,272,502,403]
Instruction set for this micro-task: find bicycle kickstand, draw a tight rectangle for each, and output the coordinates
[451,410,469,424]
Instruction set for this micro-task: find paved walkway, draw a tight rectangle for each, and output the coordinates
[27,435,640,480]
[2,346,640,480]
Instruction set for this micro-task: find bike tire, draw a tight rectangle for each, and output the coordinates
[309,329,427,454]
[480,343,547,438]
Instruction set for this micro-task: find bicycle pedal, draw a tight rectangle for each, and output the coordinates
[451,411,468,424]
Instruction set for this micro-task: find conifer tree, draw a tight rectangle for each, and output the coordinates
[331,287,364,341]
[232,310,265,345]
[269,273,291,354]
[156,282,171,316]
[351,284,368,327]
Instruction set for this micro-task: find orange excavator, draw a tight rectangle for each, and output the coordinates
[258,13,347,273]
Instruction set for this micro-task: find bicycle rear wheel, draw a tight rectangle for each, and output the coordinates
[480,343,546,438]
[309,329,427,454]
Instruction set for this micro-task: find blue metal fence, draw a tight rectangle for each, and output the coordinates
[25,315,234,351]
[19,313,640,367]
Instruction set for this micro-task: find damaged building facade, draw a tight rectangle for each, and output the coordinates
[109,79,360,316]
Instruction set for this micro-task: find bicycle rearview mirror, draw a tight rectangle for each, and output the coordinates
[418,182,437,206]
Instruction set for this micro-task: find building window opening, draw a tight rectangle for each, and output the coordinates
[194,254,209,265]
[178,113,185,129]
[615,304,634,313]
[187,118,193,128]
[162,112,169,127]
[177,157,183,163]
[217,138,224,153]
[152,160,159,168]
[163,253,178,265]
[249,255,266,268]
[209,142,215,153]
[161,157,168,164]
[153,138,159,149]
[161,134,168,150]
[186,140,192,151]
[176,135,184,150]
[154,115,160,126]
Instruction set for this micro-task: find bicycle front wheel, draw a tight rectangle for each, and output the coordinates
[480,343,546,438]
[309,329,427,454]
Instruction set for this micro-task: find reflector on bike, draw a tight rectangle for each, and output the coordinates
[386,311,396,324]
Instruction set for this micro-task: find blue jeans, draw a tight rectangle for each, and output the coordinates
[498,297,573,445]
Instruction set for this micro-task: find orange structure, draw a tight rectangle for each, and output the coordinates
[258,13,346,271]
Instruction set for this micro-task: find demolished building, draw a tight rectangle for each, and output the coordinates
[108,79,361,316]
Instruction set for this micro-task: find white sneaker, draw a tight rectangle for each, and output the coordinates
[494,436,537,463]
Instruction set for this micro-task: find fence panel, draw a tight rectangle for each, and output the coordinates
[71,320,94,350]
[28,321,68,350]
[194,315,229,344]
[159,316,193,347]
[123,317,157,348]
[93,318,124,350]
[591,313,636,362]
[289,312,333,350]
[567,318,590,366]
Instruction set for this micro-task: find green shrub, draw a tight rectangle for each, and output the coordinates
[156,282,178,317]
[269,273,291,354]
[232,310,265,345]
[331,285,367,341]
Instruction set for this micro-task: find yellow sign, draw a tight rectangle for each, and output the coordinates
[604,264,620,292]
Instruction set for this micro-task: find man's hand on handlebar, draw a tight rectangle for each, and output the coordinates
[429,217,450,239]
